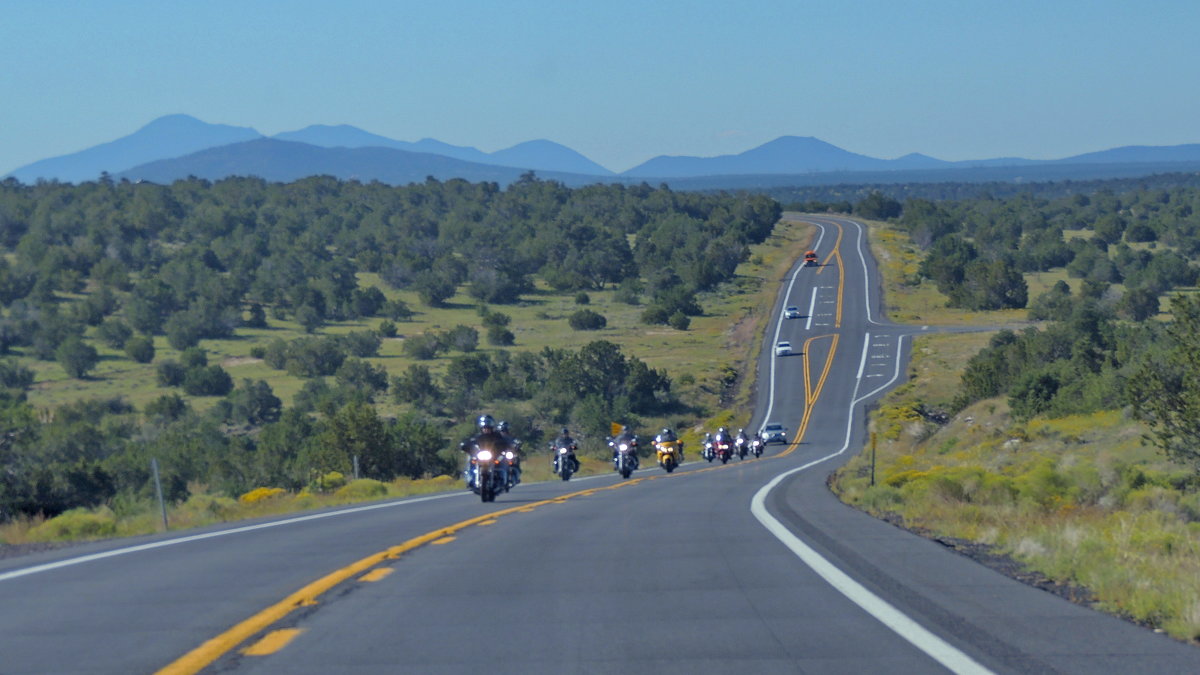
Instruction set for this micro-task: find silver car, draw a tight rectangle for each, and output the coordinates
[762,422,788,444]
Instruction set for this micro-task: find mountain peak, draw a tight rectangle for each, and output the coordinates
[6,115,262,183]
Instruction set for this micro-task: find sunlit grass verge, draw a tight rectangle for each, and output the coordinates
[835,216,1200,642]
[832,333,1200,643]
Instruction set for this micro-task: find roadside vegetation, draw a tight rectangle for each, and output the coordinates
[0,174,810,545]
[831,185,1200,643]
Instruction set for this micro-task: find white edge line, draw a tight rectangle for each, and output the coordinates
[805,286,817,331]
[751,336,993,674]
[855,332,871,380]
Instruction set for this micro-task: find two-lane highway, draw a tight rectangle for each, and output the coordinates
[2,215,1197,673]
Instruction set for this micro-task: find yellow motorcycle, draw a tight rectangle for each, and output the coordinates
[655,439,683,473]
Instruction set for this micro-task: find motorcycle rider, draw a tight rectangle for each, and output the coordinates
[735,428,750,458]
[551,426,581,474]
[712,426,733,459]
[609,428,640,470]
[654,427,683,461]
[497,420,522,486]
[701,431,714,458]
[459,414,511,489]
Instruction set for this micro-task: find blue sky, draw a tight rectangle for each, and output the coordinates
[3,0,1198,174]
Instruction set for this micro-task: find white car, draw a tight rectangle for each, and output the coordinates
[762,422,788,444]
[784,306,802,319]
[775,341,792,356]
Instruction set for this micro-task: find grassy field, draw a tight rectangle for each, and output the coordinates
[837,218,1200,643]
[25,220,817,424]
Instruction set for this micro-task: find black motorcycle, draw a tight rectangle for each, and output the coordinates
[553,443,576,481]
[466,440,505,502]
[610,434,640,479]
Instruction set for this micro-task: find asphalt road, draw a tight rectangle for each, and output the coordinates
[1,215,1196,674]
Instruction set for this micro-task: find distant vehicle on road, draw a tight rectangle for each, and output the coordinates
[775,341,792,356]
[804,250,818,267]
[784,306,802,319]
[761,422,788,444]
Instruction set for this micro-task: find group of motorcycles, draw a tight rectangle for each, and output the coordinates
[700,428,764,464]
[463,423,763,503]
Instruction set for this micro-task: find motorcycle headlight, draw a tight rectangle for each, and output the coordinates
[504,451,514,459]
[619,444,629,451]
[558,447,567,454]
[476,450,494,461]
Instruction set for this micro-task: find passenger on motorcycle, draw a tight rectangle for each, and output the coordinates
[551,427,581,474]
[497,420,522,486]
[459,414,512,488]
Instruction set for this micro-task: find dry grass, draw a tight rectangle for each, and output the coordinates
[832,221,1200,642]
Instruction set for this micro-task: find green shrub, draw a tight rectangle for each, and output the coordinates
[312,471,346,491]
[486,324,515,346]
[30,508,117,541]
[569,309,607,330]
[335,479,388,500]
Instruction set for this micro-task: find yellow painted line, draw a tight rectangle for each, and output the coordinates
[359,568,393,582]
[157,479,646,675]
[810,220,846,328]
[476,519,498,526]
[431,536,456,545]
[241,629,304,656]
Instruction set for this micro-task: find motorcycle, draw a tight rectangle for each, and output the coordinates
[714,438,732,464]
[750,437,764,458]
[611,436,639,479]
[702,440,715,462]
[466,441,505,502]
[735,436,748,460]
[553,444,575,481]
[655,439,682,473]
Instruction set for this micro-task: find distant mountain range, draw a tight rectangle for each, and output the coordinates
[7,114,1200,188]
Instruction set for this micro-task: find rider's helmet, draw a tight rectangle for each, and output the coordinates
[661,427,671,436]
[477,414,496,431]
[561,427,570,436]
[498,420,510,433]
[718,426,727,434]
